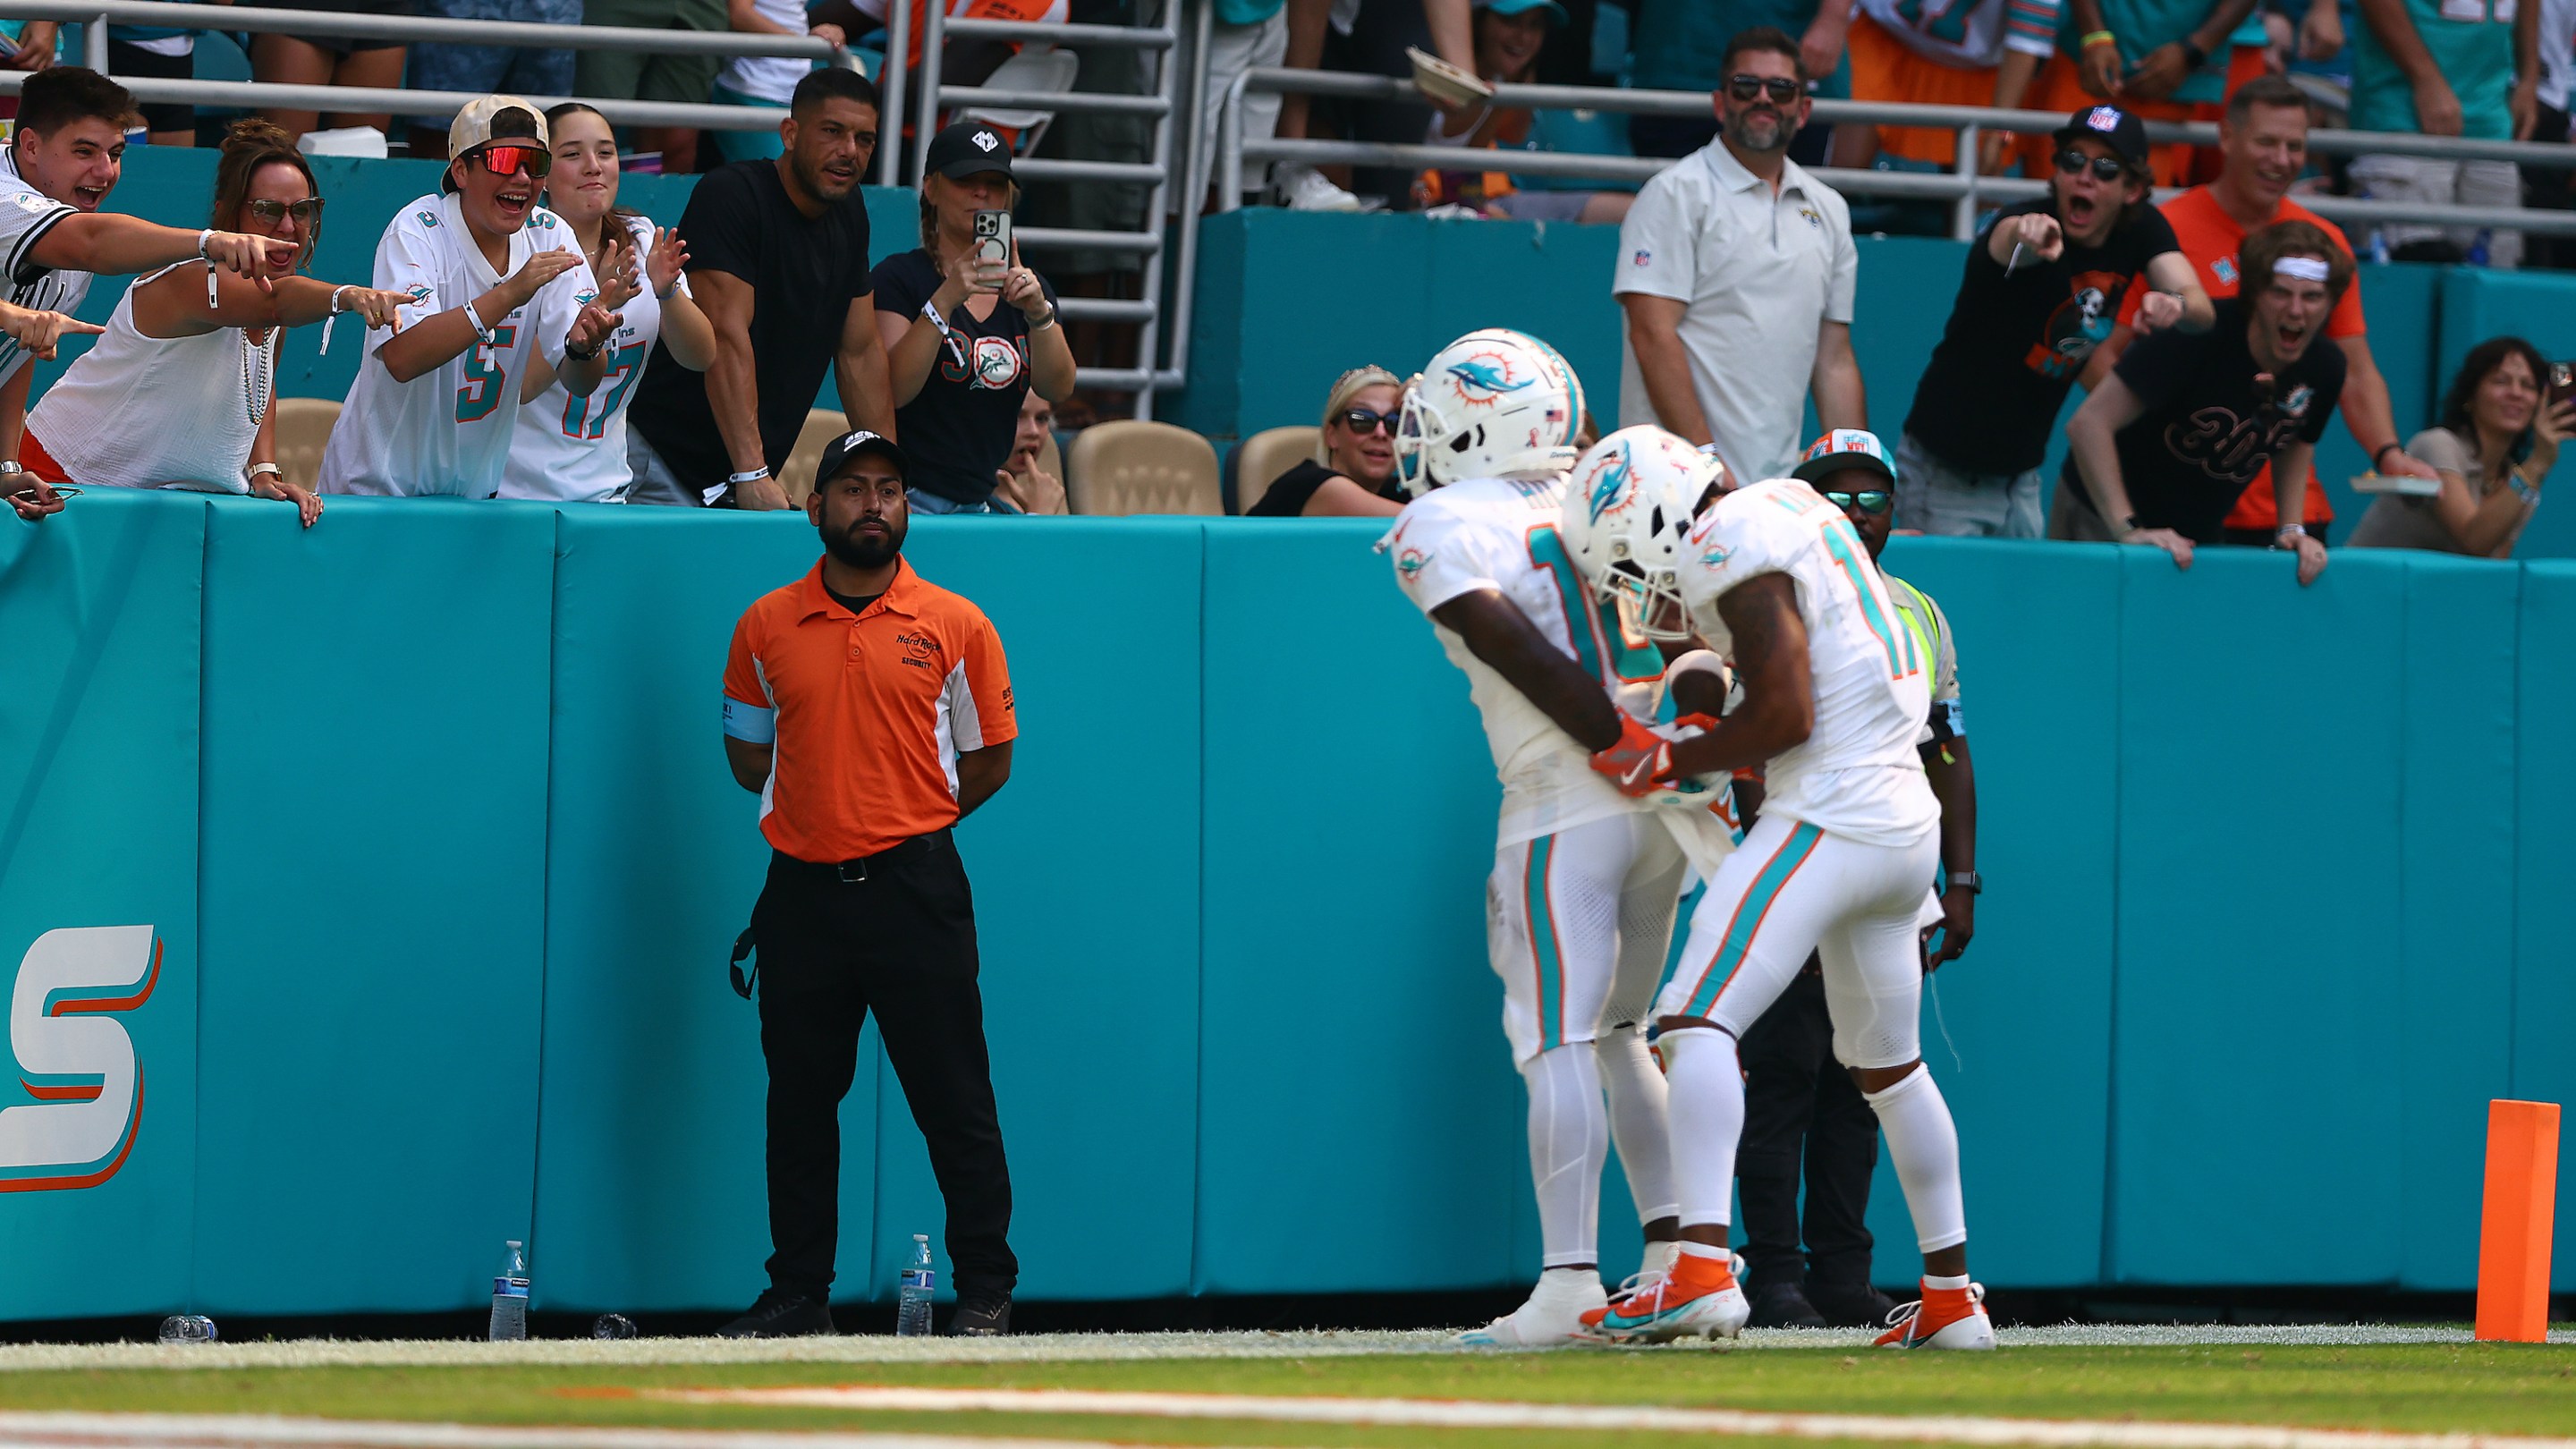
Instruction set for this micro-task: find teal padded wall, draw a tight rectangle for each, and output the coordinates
[4,492,2576,1313]
[0,490,201,1319]
[192,497,558,1312]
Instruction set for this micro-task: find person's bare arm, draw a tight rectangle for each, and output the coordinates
[1810,319,1866,433]
[1303,475,1405,516]
[2080,321,2131,392]
[2125,0,2258,100]
[2269,437,2328,583]
[1921,734,1976,968]
[377,248,583,384]
[691,267,788,509]
[1800,0,1856,87]
[2335,335,2440,484]
[24,214,293,281]
[2423,465,2529,555]
[2357,0,2462,133]
[1420,0,1476,73]
[2142,252,2215,332]
[1431,589,1624,749]
[724,737,772,792]
[956,739,1013,817]
[835,291,897,438]
[2068,371,2198,568]
[1663,575,1814,779]
[2516,0,2542,139]
[1621,292,1713,447]
[131,267,405,338]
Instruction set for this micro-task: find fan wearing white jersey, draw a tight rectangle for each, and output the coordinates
[505,105,716,504]
[1380,330,1729,1349]
[0,67,300,521]
[23,120,408,526]
[320,95,631,500]
[1579,463,1992,1352]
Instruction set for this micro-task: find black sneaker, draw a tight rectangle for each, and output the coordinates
[945,1292,1012,1336]
[1806,1277,1900,1329]
[1744,1276,1828,1329]
[716,1289,835,1338]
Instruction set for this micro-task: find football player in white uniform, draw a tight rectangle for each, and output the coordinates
[1380,333,1735,1347]
[1575,447,1994,1352]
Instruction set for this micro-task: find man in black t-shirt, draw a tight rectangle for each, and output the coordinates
[2057,219,2350,586]
[1898,106,2211,538]
[627,67,896,510]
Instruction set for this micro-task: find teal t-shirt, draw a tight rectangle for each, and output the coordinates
[2055,0,2234,105]
[1215,0,1284,23]
[1631,0,1852,98]
[2349,0,2512,138]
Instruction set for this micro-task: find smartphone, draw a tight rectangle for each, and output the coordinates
[2548,360,2575,409]
[971,209,1011,292]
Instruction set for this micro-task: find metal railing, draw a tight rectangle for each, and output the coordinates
[1217,67,2576,242]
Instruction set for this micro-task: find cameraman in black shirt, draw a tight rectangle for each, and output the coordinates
[1898,106,2209,538]
[2058,219,2349,587]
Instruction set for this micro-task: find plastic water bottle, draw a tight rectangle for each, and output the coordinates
[895,1234,936,1337]
[489,1240,530,1342]
[157,1315,217,1345]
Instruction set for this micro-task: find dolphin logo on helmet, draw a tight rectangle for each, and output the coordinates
[1393,328,1587,496]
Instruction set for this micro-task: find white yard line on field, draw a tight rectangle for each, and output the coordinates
[0,1411,1195,1449]
[664,1385,2576,1449]
[0,1324,2546,1374]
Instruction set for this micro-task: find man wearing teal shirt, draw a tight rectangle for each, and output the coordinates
[2349,0,2537,265]
[1630,0,1851,160]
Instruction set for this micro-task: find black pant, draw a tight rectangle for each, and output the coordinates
[750,833,1017,1301]
[1735,969,1879,1288]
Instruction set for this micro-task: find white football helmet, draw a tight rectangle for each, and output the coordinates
[1394,327,1585,495]
[1559,425,1718,641]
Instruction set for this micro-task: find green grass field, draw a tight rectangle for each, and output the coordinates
[1,1335,2572,1447]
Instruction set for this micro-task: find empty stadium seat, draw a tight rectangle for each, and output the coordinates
[1065,420,1220,516]
[271,397,339,488]
[1228,426,1321,514]
[780,408,849,507]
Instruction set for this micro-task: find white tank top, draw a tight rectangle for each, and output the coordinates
[27,262,273,494]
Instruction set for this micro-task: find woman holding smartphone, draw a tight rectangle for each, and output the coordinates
[2348,336,2573,558]
[871,121,1076,515]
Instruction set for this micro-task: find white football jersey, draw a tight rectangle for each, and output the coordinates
[1384,476,1670,849]
[1678,479,1939,847]
[0,144,90,386]
[502,215,686,504]
[320,193,600,498]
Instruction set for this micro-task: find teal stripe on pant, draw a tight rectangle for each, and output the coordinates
[1682,821,1823,1020]
[1526,835,1565,1051]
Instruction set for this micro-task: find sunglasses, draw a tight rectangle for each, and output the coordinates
[1337,408,1401,436]
[471,144,552,179]
[1824,488,1893,515]
[1726,73,1803,105]
[2054,148,2127,182]
[244,197,324,225]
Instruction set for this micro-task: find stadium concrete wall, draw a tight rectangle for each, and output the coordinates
[0,487,2563,1319]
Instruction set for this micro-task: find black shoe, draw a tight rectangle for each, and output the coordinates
[945,1292,1012,1336]
[1744,1276,1828,1329]
[716,1289,835,1338]
[1806,1277,1900,1329]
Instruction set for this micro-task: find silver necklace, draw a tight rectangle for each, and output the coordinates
[240,325,277,427]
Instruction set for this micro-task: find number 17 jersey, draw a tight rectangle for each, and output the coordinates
[1383,476,1665,849]
[320,192,600,498]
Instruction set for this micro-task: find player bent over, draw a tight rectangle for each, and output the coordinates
[1381,332,1738,1347]
[1576,445,1994,1352]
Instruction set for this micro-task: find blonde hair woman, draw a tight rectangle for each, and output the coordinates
[1248,365,1409,517]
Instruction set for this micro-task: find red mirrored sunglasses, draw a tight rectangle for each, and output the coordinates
[472,144,552,179]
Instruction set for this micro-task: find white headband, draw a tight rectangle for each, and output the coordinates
[2274,255,2331,283]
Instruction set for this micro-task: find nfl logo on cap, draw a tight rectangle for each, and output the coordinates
[2087,106,2122,131]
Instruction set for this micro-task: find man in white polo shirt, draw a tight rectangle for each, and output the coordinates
[1614,25,1866,487]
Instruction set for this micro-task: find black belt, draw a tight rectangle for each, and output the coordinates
[771,830,948,884]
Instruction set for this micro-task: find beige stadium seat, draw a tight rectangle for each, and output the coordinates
[1231,425,1321,514]
[271,397,339,489]
[1065,420,1220,517]
[779,408,849,508]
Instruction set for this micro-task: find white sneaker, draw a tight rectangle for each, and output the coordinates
[1279,164,1362,212]
[1875,1281,1997,1350]
[1588,1254,1750,1345]
[1453,1267,1607,1348]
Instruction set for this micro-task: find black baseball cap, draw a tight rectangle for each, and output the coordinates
[923,121,1014,182]
[815,430,908,485]
[2054,104,2149,166]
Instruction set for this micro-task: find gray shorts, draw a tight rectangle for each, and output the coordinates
[1894,432,2046,539]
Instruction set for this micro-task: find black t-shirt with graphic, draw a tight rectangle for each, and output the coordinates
[1905,197,2182,476]
[869,249,1060,506]
[2059,297,2347,543]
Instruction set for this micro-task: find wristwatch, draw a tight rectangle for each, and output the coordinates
[1948,870,1981,895]
[564,335,605,362]
[2274,522,2309,547]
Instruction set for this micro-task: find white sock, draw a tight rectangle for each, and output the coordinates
[1534,1265,1605,1302]
[1595,1024,1677,1222]
[1522,1044,1608,1269]
[1658,1027,1743,1230]
[1864,1066,1968,1254]
[1639,1239,1680,1279]
[1925,1273,1970,1291]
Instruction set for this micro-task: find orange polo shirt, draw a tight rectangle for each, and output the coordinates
[2120,187,2365,529]
[723,556,1018,863]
